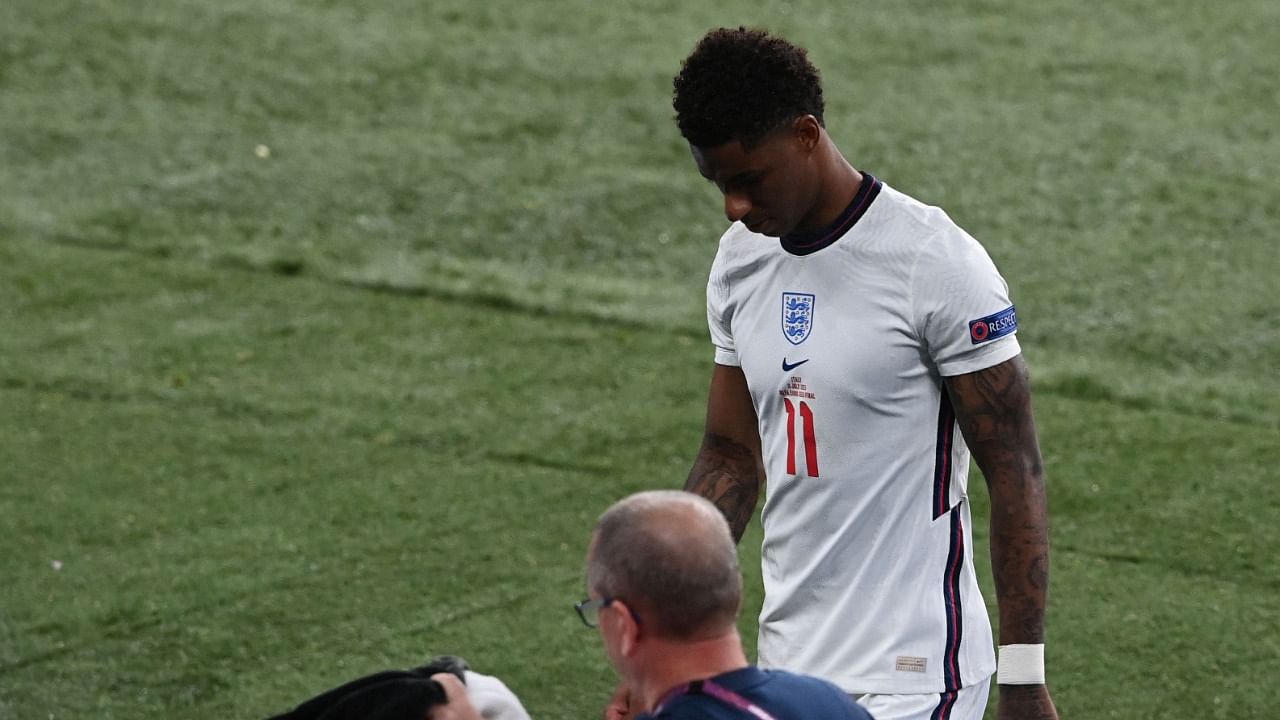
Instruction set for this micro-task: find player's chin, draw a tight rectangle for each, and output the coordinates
[745,218,781,237]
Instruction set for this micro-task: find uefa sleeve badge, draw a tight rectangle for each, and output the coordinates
[968,305,1017,344]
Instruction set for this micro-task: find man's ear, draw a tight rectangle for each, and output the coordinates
[792,115,822,153]
[609,599,643,657]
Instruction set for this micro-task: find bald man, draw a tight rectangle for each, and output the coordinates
[432,491,872,719]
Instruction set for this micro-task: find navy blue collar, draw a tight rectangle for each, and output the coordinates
[780,172,882,256]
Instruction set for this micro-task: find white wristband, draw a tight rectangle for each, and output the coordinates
[997,644,1046,685]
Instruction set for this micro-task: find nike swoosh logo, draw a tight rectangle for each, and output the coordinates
[782,358,809,372]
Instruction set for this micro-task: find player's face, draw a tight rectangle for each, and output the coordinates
[691,119,822,238]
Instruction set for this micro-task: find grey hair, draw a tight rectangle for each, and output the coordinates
[586,491,742,639]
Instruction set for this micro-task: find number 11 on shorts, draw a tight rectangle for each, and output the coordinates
[783,398,819,477]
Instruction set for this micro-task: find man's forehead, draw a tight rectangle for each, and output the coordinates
[689,143,719,176]
[691,140,758,180]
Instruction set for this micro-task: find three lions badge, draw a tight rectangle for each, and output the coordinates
[782,292,815,345]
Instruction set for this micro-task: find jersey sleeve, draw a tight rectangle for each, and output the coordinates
[911,225,1022,376]
[707,245,740,367]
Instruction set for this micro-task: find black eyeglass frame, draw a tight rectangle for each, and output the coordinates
[574,597,613,628]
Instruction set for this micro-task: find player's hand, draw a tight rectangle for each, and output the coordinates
[996,684,1058,720]
[429,673,484,720]
[603,680,633,720]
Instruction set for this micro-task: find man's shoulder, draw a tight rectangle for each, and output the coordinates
[869,181,969,244]
[694,668,874,719]
[708,223,780,283]
[754,669,875,718]
[712,222,775,257]
[640,667,871,719]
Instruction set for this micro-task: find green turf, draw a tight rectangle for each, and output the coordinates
[2,1,1278,718]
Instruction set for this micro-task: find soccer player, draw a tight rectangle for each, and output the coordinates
[672,28,1059,720]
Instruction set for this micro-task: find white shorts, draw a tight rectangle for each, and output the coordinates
[853,677,991,720]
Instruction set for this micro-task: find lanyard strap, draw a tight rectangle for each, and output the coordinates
[653,679,779,720]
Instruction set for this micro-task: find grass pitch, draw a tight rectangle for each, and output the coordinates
[2,1,1277,718]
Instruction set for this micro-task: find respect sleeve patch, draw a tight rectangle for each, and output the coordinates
[968,305,1017,344]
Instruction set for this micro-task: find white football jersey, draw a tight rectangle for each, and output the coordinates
[706,174,1021,694]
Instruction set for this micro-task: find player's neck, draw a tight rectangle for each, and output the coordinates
[635,631,749,712]
[794,140,863,235]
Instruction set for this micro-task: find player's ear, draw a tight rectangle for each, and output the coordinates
[791,115,822,153]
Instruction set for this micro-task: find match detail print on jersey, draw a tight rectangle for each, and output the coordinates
[781,292,815,345]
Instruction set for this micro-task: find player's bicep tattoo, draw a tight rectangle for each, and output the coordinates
[945,356,1041,473]
[685,432,761,543]
[945,355,1051,644]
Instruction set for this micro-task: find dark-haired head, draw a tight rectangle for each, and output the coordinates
[673,27,825,149]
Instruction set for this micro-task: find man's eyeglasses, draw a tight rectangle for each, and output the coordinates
[574,597,613,628]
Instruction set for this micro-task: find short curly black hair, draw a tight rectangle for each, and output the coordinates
[673,27,825,149]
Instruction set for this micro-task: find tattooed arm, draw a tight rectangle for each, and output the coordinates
[944,354,1058,720]
[684,364,764,543]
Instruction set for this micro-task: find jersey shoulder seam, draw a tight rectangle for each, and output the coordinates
[905,225,951,341]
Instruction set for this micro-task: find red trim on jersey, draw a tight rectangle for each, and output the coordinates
[941,509,965,692]
[930,690,959,720]
[933,391,956,520]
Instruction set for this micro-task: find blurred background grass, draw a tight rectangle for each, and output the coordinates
[2,1,1277,718]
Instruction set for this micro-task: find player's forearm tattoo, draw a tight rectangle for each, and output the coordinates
[685,433,761,543]
[945,356,1051,645]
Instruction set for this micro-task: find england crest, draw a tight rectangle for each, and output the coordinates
[781,292,815,345]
